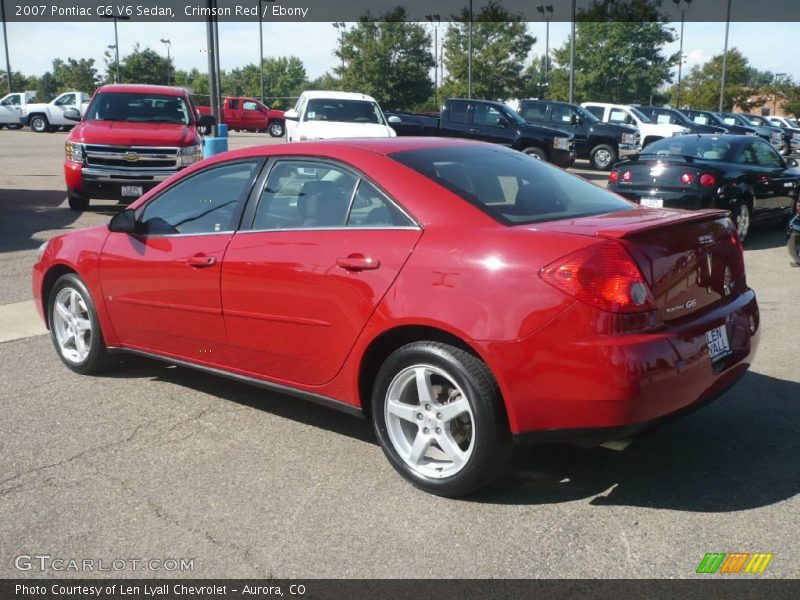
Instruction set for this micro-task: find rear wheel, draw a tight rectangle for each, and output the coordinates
[372,342,512,497]
[48,273,116,374]
[30,114,50,133]
[67,191,89,211]
[731,199,752,242]
[268,121,285,137]
[590,144,617,170]
[522,146,546,161]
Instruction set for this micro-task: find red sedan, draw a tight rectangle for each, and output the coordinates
[33,138,760,496]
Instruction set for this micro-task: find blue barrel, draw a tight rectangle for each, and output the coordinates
[217,123,229,138]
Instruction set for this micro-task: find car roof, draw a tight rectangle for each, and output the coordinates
[96,84,187,96]
[300,90,378,102]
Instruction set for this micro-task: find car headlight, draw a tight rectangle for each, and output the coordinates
[64,141,85,163]
[36,240,49,262]
[553,136,571,150]
[621,133,637,145]
[179,144,203,166]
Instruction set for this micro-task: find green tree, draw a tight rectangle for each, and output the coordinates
[52,58,100,93]
[441,1,535,100]
[549,0,676,103]
[109,45,172,85]
[671,48,753,110]
[220,56,307,105]
[0,69,36,93]
[36,72,58,100]
[334,7,434,110]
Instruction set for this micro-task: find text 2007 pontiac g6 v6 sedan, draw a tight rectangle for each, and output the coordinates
[33,138,760,496]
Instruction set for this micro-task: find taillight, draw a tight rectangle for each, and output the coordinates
[680,172,695,185]
[539,241,656,314]
[699,173,717,187]
[622,170,632,182]
[609,169,619,183]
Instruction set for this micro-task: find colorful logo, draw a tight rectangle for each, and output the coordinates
[696,552,773,574]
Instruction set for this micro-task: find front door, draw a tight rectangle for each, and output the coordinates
[221,159,422,386]
[99,159,261,362]
[738,139,796,212]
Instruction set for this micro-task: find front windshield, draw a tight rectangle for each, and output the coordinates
[84,93,191,125]
[502,106,527,125]
[665,109,693,126]
[304,98,386,125]
[629,106,651,123]
[641,136,733,162]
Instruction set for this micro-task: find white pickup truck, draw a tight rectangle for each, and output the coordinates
[22,91,91,133]
[582,102,688,147]
[0,91,36,128]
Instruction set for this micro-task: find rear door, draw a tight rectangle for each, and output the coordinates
[220,158,422,386]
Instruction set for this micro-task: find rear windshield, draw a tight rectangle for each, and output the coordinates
[641,136,733,161]
[390,145,634,226]
[85,92,191,125]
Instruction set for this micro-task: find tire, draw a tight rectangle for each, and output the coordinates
[29,114,49,133]
[788,231,800,266]
[268,121,285,137]
[590,144,617,170]
[67,191,89,211]
[731,198,752,242]
[522,146,547,161]
[48,273,116,375]
[371,342,512,497]
[781,140,792,156]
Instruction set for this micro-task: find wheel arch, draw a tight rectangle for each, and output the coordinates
[41,263,78,329]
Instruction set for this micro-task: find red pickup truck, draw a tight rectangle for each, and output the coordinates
[197,97,285,136]
[62,84,214,210]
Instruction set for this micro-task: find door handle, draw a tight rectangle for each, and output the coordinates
[187,254,217,268]
[337,254,380,271]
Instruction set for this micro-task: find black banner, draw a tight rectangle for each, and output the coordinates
[3,0,800,23]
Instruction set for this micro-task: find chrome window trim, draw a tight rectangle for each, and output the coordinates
[122,230,236,239]
[237,225,421,235]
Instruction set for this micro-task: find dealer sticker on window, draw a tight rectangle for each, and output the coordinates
[705,324,732,362]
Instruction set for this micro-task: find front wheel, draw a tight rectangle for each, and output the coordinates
[48,273,116,374]
[67,191,89,211]
[731,199,752,242]
[372,342,512,497]
[590,144,617,170]
[522,146,546,161]
[268,121,285,137]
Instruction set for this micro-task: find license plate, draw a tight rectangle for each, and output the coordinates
[121,185,143,197]
[641,196,663,208]
[705,325,732,362]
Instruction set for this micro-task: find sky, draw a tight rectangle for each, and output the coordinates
[2,20,799,89]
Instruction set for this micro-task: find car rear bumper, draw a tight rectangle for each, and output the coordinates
[611,188,714,211]
[65,162,179,200]
[482,289,760,440]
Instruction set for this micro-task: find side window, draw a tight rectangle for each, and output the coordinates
[139,161,258,235]
[751,140,782,167]
[253,161,358,230]
[2,95,19,106]
[81,93,90,103]
[735,142,758,165]
[243,101,258,111]
[655,111,674,125]
[448,101,469,124]
[473,104,504,126]
[584,105,604,119]
[519,103,546,121]
[609,108,631,124]
[549,104,573,124]
[347,180,415,227]
[230,99,239,110]
[55,94,75,106]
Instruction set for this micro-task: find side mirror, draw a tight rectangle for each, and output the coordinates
[108,209,139,234]
[63,107,81,122]
[197,114,216,129]
[387,115,402,124]
[284,109,299,121]
[787,157,799,168]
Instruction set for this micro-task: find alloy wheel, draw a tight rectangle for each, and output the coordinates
[735,203,750,241]
[52,287,93,364]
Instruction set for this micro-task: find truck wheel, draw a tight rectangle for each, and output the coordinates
[590,144,617,170]
[269,121,285,137]
[67,191,89,211]
[30,115,50,133]
[522,146,546,161]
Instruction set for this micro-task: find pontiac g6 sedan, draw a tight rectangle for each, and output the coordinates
[33,138,760,496]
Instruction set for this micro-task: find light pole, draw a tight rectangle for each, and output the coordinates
[672,0,692,108]
[160,38,171,86]
[426,14,440,111]
[332,22,346,72]
[100,14,130,84]
[536,4,553,99]
[1,0,11,93]
[258,0,264,103]
[568,0,576,103]
[468,0,473,99]
[718,0,732,112]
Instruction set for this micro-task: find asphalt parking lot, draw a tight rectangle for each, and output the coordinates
[0,129,798,579]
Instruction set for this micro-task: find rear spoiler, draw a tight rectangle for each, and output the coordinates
[595,209,729,239]
[624,153,698,164]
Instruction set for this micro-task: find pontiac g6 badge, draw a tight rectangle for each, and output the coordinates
[666,298,698,314]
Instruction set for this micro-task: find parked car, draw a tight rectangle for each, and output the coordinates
[516,99,639,170]
[32,138,760,496]
[0,91,35,129]
[61,84,214,210]
[679,109,744,134]
[636,105,726,135]
[196,96,285,136]
[607,134,799,241]
[387,98,575,168]
[581,102,688,147]
[284,91,397,142]
[22,91,90,133]
[717,112,784,152]
[749,114,800,156]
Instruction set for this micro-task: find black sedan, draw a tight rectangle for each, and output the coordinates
[607,134,799,241]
